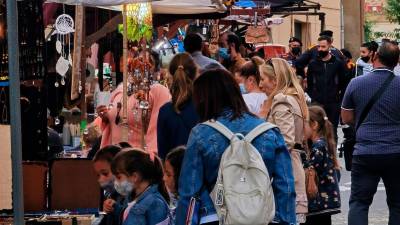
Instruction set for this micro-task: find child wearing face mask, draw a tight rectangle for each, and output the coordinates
[163,146,186,224]
[111,149,170,225]
[93,145,126,225]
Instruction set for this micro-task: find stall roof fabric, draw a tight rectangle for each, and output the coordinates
[45,0,155,7]
[45,0,226,14]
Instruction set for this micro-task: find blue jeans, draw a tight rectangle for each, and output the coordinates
[348,154,400,225]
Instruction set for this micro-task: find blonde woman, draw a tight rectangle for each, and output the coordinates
[259,58,309,223]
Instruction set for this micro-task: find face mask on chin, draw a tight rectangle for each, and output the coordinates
[114,179,134,197]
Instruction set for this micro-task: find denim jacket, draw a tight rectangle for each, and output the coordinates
[176,111,297,225]
[101,189,128,225]
[123,184,170,225]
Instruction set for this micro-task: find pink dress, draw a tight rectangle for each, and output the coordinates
[100,83,171,155]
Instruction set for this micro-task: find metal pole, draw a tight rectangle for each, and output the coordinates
[340,0,345,49]
[319,14,326,33]
[6,0,24,223]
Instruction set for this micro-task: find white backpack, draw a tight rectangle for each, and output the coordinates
[203,121,276,225]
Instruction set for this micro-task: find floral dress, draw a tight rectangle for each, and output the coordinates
[306,138,341,216]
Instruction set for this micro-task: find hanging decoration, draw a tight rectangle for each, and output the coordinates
[54,13,75,86]
[126,55,152,149]
[119,3,154,150]
[118,3,153,42]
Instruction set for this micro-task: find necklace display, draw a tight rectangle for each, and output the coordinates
[18,0,45,80]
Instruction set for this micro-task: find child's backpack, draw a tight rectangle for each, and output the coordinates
[203,121,276,225]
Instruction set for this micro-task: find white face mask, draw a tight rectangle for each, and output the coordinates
[114,179,134,196]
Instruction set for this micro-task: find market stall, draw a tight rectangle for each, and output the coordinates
[1,0,326,223]
[1,0,228,223]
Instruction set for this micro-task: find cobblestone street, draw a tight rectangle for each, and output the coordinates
[333,130,390,225]
[332,163,389,225]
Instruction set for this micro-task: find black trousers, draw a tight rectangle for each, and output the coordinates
[322,102,340,141]
[304,214,332,225]
[348,154,400,225]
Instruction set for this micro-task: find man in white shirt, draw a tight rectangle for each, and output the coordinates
[183,33,225,74]
[355,41,378,76]
[394,63,400,76]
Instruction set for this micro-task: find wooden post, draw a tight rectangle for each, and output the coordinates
[121,5,129,142]
[80,7,86,121]
[72,6,84,101]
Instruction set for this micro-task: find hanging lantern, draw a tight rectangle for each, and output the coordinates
[119,3,153,42]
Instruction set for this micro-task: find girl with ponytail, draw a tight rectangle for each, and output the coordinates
[304,105,341,225]
[157,53,199,159]
[111,149,170,225]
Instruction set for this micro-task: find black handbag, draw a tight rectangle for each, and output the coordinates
[339,71,395,171]
[339,126,356,171]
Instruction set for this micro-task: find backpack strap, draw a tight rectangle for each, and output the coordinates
[202,120,235,140]
[245,122,277,142]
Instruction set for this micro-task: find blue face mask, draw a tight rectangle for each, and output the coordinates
[239,83,247,94]
[219,48,230,60]
[114,179,134,196]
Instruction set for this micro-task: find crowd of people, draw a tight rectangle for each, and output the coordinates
[90,29,400,225]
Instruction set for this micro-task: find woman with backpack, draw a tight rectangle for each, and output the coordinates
[259,58,310,223]
[175,69,296,225]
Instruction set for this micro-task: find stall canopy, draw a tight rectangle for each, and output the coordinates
[46,0,227,14]
[235,0,302,8]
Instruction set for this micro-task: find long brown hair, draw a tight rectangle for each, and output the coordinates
[260,58,309,120]
[169,53,198,113]
[308,106,340,169]
[193,69,250,122]
[111,149,170,203]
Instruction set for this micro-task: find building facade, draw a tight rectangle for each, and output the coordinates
[270,0,343,51]
[269,0,365,58]
[365,0,400,40]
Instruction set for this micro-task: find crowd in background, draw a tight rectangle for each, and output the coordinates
[90,29,400,225]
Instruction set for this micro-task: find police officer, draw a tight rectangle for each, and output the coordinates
[294,30,345,77]
[283,37,303,66]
